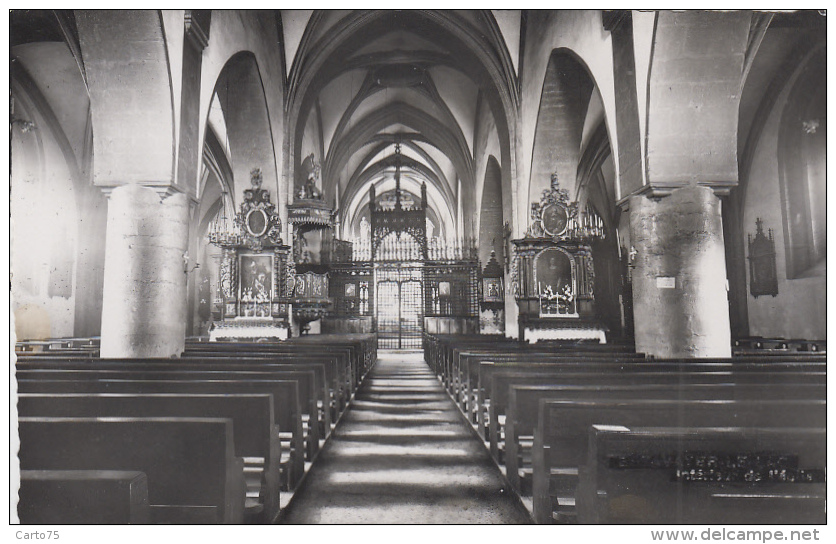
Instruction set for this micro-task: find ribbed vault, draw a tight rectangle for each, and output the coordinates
[286,9,518,242]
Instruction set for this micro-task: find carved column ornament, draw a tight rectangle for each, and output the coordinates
[527,173,605,241]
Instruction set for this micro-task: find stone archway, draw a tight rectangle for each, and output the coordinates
[478,156,504,267]
[213,52,280,208]
[528,49,594,204]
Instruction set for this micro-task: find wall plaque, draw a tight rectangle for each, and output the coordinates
[747,218,778,298]
[656,277,676,289]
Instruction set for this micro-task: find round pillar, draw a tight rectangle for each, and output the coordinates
[629,185,731,358]
[100,185,190,358]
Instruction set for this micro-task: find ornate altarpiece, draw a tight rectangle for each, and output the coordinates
[511,175,607,342]
[210,169,291,340]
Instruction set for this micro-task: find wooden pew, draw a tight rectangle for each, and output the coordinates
[197,332,376,385]
[284,334,365,374]
[429,333,824,407]
[734,337,826,354]
[505,381,826,495]
[19,345,362,435]
[475,358,825,440]
[463,353,646,426]
[531,398,827,524]
[183,344,355,411]
[18,417,246,524]
[453,343,639,398]
[17,367,321,462]
[19,470,149,524]
[21,332,375,401]
[17,378,305,490]
[15,337,99,354]
[18,334,375,427]
[178,353,343,424]
[421,333,506,385]
[577,426,826,524]
[296,332,378,377]
[425,333,635,393]
[453,341,636,392]
[488,367,826,462]
[18,357,333,439]
[18,393,282,523]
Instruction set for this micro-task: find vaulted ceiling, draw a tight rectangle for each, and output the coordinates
[282,10,521,239]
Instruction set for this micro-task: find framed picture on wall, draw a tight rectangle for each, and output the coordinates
[541,202,569,237]
[345,283,357,297]
[483,277,503,303]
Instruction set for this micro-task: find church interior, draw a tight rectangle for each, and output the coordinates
[10,9,827,526]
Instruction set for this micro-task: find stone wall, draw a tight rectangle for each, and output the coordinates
[742,68,826,340]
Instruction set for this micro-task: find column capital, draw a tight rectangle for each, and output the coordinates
[184,10,211,51]
[617,181,736,211]
[97,183,198,207]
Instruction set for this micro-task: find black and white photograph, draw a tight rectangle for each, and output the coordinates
[7,6,829,539]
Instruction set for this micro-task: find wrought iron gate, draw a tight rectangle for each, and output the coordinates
[376,267,424,349]
[328,143,480,345]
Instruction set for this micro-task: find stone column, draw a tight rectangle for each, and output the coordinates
[629,185,731,358]
[100,184,190,358]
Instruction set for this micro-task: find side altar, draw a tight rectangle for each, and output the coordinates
[209,169,291,341]
[512,175,608,343]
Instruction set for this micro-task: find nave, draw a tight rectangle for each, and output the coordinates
[281,351,532,524]
[10,9,827,528]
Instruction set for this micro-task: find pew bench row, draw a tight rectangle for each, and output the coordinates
[16,334,377,524]
[423,333,826,524]
[19,417,245,524]
[19,470,149,524]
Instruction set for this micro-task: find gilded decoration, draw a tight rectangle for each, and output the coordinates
[509,172,607,341]
[526,173,605,241]
[208,168,290,334]
[236,168,283,251]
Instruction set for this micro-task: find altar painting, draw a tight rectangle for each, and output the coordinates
[239,254,273,317]
[534,248,576,317]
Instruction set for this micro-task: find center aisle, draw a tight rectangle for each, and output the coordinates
[280,351,532,524]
